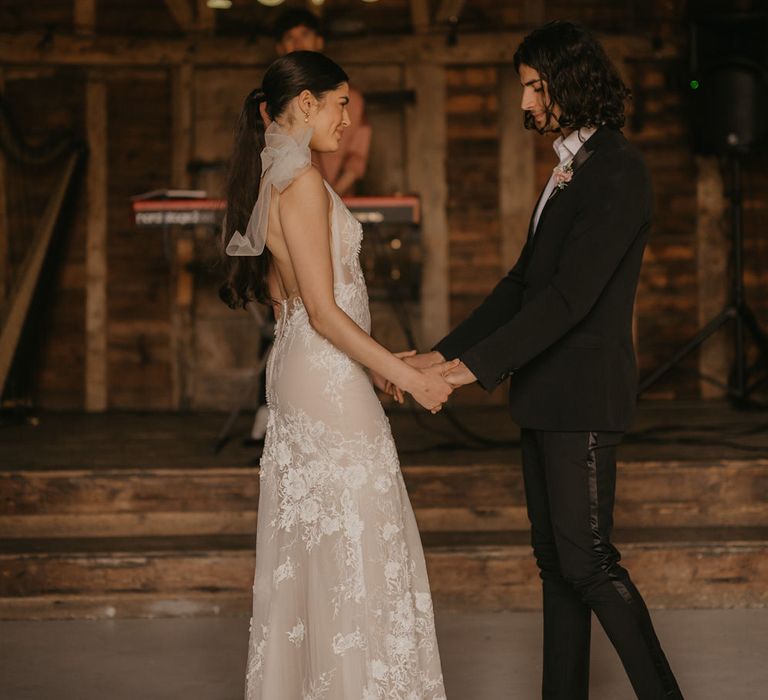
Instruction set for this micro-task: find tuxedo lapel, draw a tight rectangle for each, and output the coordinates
[541,133,599,205]
[525,185,549,241]
[529,127,614,245]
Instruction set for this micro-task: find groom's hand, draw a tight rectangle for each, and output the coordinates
[402,350,446,370]
[444,361,477,388]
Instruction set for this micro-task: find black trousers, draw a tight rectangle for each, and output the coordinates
[520,429,684,700]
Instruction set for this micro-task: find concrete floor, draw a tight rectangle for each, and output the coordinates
[1,609,766,699]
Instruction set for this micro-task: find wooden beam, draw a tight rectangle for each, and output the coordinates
[165,0,195,32]
[696,156,729,398]
[171,64,193,188]
[3,67,165,82]
[73,0,96,36]
[91,68,168,82]
[498,66,534,271]
[3,67,59,81]
[195,0,216,32]
[435,0,466,24]
[410,0,430,34]
[0,68,8,308]
[406,64,449,347]
[0,153,80,397]
[0,31,679,68]
[170,63,194,409]
[85,78,108,412]
[523,0,545,26]
[171,235,195,410]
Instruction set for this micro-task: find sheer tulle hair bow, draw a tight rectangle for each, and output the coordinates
[225,121,313,257]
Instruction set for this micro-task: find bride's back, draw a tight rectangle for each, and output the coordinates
[263,167,331,310]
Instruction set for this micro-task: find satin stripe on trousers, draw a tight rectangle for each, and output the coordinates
[520,429,684,700]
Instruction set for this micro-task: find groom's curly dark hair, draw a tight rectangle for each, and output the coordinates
[514,21,630,133]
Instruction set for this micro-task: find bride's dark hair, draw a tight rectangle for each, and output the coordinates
[219,51,348,309]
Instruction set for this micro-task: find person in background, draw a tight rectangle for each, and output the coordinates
[274,8,372,196]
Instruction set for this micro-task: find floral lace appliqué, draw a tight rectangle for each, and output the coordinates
[245,188,445,700]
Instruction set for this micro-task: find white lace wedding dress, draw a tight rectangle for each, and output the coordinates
[235,125,446,700]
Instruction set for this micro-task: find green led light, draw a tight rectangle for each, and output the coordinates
[690,79,700,90]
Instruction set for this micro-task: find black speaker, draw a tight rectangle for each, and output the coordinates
[688,12,768,155]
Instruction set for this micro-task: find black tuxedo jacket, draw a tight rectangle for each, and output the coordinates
[435,127,652,432]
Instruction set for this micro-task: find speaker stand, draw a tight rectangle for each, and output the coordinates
[638,156,768,406]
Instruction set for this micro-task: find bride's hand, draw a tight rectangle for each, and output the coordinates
[371,369,404,403]
[408,359,460,413]
[370,351,417,404]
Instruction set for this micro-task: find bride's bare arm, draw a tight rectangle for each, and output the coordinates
[278,168,455,411]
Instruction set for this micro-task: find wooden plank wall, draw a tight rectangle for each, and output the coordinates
[105,78,173,409]
[3,71,86,408]
[189,67,264,410]
[441,49,768,401]
[406,63,449,348]
[96,0,181,36]
[2,1,767,409]
[442,55,763,402]
[696,156,729,399]
[84,77,108,412]
[742,156,768,378]
[2,70,176,409]
[627,59,700,398]
[186,63,414,410]
[446,66,501,331]
[0,69,8,307]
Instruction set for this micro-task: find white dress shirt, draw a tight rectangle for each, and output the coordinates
[532,126,597,234]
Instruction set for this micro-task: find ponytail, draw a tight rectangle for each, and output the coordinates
[219,89,271,308]
[219,52,349,309]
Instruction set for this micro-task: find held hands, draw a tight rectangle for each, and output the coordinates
[370,350,417,404]
[442,360,477,388]
[373,350,459,413]
[401,350,445,370]
[398,351,455,412]
[402,352,478,389]
[410,358,461,414]
[374,350,478,413]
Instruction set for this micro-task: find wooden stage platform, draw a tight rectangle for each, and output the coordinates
[1,401,766,619]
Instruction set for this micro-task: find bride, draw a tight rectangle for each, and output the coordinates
[220,51,452,700]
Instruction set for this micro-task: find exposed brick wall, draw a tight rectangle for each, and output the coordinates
[443,58,703,402]
[742,156,768,381]
[442,38,757,401]
[628,58,700,398]
[446,66,502,331]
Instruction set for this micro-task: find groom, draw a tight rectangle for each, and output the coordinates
[408,21,684,700]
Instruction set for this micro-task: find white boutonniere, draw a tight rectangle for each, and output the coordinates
[553,159,574,189]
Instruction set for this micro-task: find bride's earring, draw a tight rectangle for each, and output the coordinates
[303,111,309,123]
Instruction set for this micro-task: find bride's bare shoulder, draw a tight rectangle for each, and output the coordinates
[280,165,327,206]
